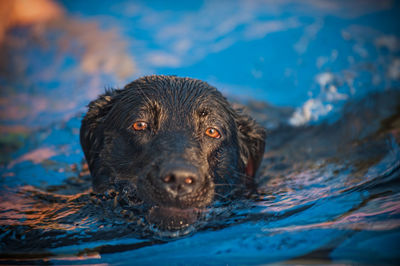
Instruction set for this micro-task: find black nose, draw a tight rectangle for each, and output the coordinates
[161,166,202,197]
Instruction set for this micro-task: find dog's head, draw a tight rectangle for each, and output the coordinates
[80,75,265,231]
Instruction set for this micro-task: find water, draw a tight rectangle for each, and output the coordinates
[1,0,400,264]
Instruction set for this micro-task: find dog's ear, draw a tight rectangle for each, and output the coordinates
[80,89,119,192]
[235,108,266,177]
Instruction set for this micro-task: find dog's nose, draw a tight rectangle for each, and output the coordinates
[161,167,201,197]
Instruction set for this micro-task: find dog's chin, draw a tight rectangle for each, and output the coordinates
[147,206,204,232]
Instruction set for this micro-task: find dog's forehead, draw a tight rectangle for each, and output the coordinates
[110,76,237,129]
[129,80,230,113]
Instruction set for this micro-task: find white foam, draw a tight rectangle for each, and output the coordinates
[289,99,333,126]
[289,72,348,126]
[315,72,334,88]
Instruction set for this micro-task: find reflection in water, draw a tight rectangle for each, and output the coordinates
[1,91,399,264]
[0,0,136,135]
[1,0,400,264]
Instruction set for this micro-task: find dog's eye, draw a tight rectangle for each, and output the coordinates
[132,121,148,131]
[205,127,221,139]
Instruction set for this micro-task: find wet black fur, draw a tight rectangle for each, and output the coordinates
[80,75,265,211]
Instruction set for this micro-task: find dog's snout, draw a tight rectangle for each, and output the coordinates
[161,166,202,197]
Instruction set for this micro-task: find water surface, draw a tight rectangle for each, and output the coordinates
[1,0,399,264]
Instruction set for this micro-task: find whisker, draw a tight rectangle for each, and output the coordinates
[213,184,243,187]
[213,192,231,200]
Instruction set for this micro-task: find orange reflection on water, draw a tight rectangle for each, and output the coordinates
[0,0,137,134]
[0,0,63,43]
[8,147,58,169]
[0,186,92,231]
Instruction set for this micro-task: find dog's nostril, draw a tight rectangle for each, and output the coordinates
[160,168,201,196]
[162,174,195,185]
[163,175,174,183]
[184,177,194,185]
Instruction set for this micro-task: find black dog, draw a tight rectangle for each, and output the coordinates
[80,75,265,231]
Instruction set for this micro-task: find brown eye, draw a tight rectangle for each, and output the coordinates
[205,127,221,139]
[132,121,148,131]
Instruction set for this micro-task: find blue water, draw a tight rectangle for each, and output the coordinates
[1,0,400,264]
